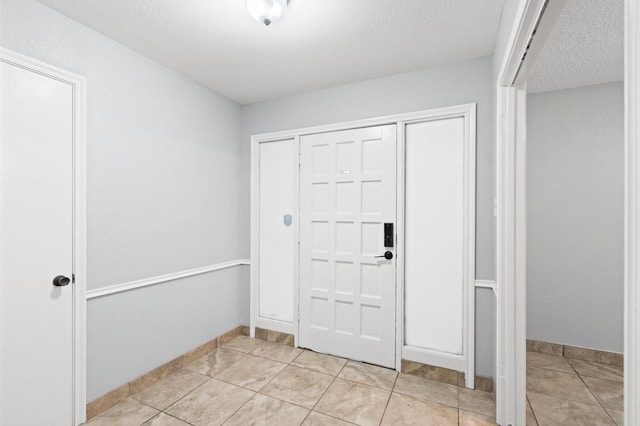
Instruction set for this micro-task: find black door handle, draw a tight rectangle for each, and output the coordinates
[375,251,393,260]
[52,275,70,287]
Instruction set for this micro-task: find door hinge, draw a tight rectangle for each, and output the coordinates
[72,273,75,284]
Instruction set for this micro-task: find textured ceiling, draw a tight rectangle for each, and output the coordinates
[35,0,505,105]
[528,0,623,94]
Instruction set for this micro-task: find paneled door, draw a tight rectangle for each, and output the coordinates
[1,55,79,425]
[299,125,396,368]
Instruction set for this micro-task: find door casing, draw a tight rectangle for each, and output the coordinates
[0,48,87,425]
[250,104,476,385]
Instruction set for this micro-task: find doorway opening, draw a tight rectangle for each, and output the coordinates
[495,1,637,424]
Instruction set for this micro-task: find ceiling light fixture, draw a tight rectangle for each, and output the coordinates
[246,0,287,26]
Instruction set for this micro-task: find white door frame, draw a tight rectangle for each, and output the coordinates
[624,0,640,423]
[495,1,639,424]
[250,104,476,386]
[0,48,87,425]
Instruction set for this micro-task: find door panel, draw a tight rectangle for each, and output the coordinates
[404,118,467,358]
[258,139,296,323]
[1,61,74,425]
[299,125,396,368]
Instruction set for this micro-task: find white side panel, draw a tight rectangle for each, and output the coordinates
[258,139,296,323]
[0,61,74,425]
[405,118,465,354]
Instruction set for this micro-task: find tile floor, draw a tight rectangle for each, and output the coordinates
[84,336,496,426]
[84,337,624,426]
[526,351,624,425]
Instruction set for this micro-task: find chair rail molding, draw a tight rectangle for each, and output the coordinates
[86,259,251,300]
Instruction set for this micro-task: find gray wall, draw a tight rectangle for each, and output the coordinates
[1,0,248,400]
[241,56,497,377]
[527,82,624,352]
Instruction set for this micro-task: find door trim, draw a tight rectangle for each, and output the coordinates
[250,104,476,385]
[0,48,87,425]
[625,0,640,423]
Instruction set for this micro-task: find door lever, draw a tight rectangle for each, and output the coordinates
[375,251,393,260]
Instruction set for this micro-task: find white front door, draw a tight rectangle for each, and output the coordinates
[299,125,397,368]
[1,58,76,425]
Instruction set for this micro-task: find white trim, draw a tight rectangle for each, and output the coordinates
[465,104,477,389]
[474,280,497,291]
[251,103,476,383]
[0,48,88,425]
[625,0,640,424]
[511,0,569,86]
[86,260,250,300]
[251,104,478,142]
[495,2,547,424]
[402,345,465,372]
[250,136,259,338]
[395,123,406,372]
[293,135,301,346]
[496,83,528,426]
[497,0,549,87]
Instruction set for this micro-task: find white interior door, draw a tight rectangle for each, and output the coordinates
[1,59,75,425]
[299,125,397,368]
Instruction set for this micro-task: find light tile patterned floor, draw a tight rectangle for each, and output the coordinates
[84,336,497,426]
[526,351,624,425]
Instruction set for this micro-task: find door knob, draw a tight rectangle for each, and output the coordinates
[52,275,70,287]
[375,251,393,260]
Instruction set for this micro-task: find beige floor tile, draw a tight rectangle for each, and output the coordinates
[292,350,347,376]
[132,369,209,410]
[184,347,245,377]
[251,341,304,364]
[164,378,254,426]
[338,360,398,390]
[315,378,390,426]
[606,408,624,425]
[261,365,334,408]
[224,394,309,426]
[216,354,287,391]
[393,373,458,408]
[583,377,624,411]
[142,412,192,426]
[223,336,268,353]
[381,393,458,425]
[459,388,495,418]
[568,358,624,382]
[526,351,574,373]
[526,366,598,405]
[303,412,355,425]
[84,398,159,426]
[526,398,538,426]
[458,410,496,425]
[527,392,614,426]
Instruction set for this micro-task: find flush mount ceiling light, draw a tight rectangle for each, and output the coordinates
[246,0,288,26]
